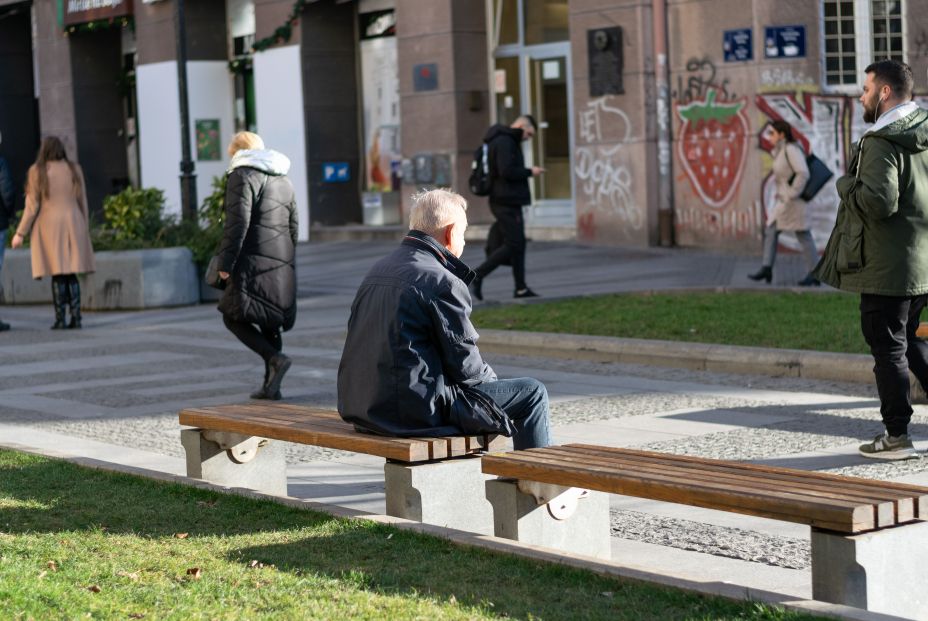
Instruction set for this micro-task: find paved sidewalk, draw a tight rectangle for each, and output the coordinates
[1,239,924,618]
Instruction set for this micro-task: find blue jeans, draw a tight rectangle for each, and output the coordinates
[473,377,551,449]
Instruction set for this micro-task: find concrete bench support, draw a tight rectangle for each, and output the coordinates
[485,478,611,560]
[384,456,495,535]
[181,428,287,497]
[811,521,928,619]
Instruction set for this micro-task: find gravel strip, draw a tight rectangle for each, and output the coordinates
[610,510,810,570]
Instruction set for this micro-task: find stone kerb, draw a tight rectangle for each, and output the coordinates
[1,247,199,309]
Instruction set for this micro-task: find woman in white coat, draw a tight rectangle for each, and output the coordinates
[748,120,820,286]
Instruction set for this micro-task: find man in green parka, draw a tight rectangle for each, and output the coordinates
[814,60,928,460]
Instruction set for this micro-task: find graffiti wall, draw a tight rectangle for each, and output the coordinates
[672,57,759,247]
[573,96,646,243]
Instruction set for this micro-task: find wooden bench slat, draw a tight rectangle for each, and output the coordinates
[180,408,432,462]
[539,447,905,527]
[179,405,497,463]
[566,444,928,519]
[482,450,879,532]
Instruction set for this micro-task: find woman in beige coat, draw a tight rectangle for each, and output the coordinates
[12,136,96,328]
[748,120,820,286]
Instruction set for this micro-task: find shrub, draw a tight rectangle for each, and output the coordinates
[101,187,168,244]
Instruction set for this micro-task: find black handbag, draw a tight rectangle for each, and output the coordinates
[787,146,834,202]
[204,255,225,290]
[448,385,516,437]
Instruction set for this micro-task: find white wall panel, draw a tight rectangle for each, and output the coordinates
[253,44,309,241]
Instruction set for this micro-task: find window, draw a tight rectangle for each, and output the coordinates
[489,0,567,49]
[871,0,903,61]
[822,0,906,87]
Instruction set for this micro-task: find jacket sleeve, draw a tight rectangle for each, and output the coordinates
[75,164,90,223]
[494,138,532,182]
[783,143,809,201]
[289,199,298,247]
[16,166,39,238]
[216,170,255,272]
[0,158,14,216]
[428,280,497,386]
[838,137,899,220]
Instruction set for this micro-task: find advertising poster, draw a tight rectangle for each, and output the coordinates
[359,10,400,193]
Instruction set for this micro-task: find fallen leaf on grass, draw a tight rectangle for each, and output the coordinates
[601,591,614,598]
[386,534,393,540]
[87,585,101,593]
[129,614,145,619]
[248,560,264,569]
[174,533,189,539]
[196,500,218,508]
[186,568,202,580]
[47,561,58,571]
[117,571,140,581]
[37,571,47,579]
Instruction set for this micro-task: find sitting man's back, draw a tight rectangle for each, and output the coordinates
[337,189,550,450]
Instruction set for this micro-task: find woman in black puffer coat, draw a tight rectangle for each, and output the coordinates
[217,132,298,400]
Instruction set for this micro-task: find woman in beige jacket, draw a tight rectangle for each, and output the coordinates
[748,120,820,286]
[12,136,96,328]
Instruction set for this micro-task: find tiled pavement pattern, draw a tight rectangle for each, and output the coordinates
[2,239,927,597]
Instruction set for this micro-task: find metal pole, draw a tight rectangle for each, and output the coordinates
[652,0,674,246]
[175,0,197,220]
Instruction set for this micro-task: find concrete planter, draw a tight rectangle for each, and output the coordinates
[1,247,200,309]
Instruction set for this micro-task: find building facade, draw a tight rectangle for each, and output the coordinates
[0,0,924,251]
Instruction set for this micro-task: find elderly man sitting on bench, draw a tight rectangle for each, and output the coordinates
[337,189,551,449]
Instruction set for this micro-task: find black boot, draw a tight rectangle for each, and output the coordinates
[797,273,821,287]
[748,266,773,284]
[264,353,292,397]
[50,277,68,329]
[66,275,82,329]
[470,275,483,301]
[250,361,281,400]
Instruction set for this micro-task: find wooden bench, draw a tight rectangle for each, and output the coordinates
[481,444,928,617]
[179,403,505,533]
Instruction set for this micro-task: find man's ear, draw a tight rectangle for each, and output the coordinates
[442,222,455,251]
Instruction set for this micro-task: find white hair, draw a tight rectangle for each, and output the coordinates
[408,189,467,238]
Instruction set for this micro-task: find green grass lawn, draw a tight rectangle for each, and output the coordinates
[472,291,869,354]
[0,450,825,620]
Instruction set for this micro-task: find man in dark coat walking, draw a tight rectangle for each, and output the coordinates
[337,189,551,449]
[471,115,544,300]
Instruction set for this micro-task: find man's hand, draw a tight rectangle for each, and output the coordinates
[10,233,22,249]
[531,166,545,176]
[218,271,229,280]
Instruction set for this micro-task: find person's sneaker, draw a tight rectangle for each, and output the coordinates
[858,432,920,460]
[514,288,539,299]
[470,276,483,301]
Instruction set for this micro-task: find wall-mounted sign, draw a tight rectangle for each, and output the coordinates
[588,27,624,96]
[359,9,395,40]
[723,28,752,62]
[764,25,806,59]
[195,119,221,161]
[413,63,438,92]
[61,0,132,27]
[323,162,350,183]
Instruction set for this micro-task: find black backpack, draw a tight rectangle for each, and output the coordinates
[468,142,492,196]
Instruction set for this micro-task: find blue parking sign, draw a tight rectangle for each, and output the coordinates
[323,162,350,183]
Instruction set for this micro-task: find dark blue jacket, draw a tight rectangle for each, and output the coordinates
[0,156,15,231]
[337,231,505,437]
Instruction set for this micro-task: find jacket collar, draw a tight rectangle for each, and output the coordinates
[402,230,476,285]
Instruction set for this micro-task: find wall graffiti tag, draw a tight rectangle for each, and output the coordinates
[573,97,642,237]
[675,88,750,209]
[672,56,736,105]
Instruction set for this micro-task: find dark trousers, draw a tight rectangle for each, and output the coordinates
[859,293,928,436]
[222,315,282,363]
[475,202,527,291]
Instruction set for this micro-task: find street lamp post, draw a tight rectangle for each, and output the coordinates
[175,0,197,220]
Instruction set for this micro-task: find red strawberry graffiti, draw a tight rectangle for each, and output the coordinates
[676,88,749,209]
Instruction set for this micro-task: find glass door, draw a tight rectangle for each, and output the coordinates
[528,54,570,203]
